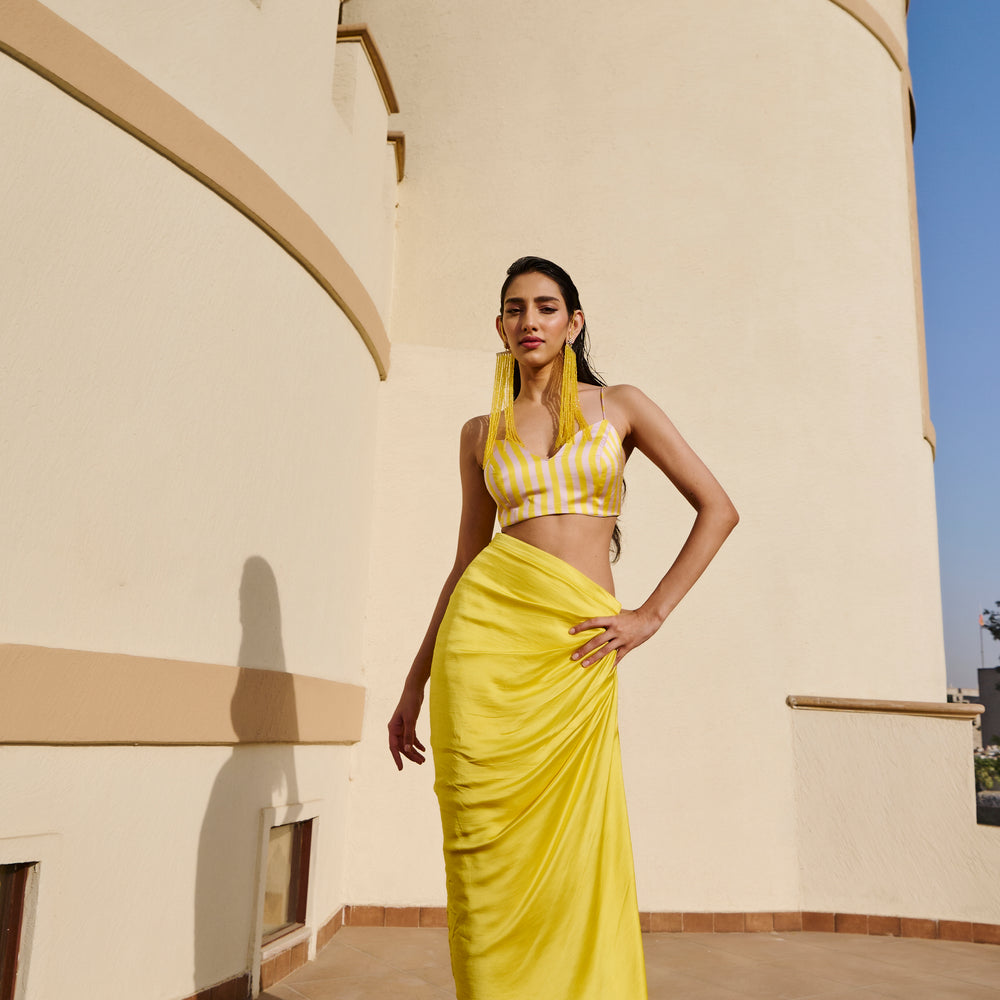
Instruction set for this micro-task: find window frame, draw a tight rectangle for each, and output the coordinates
[251,800,323,994]
[0,863,32,1000]
[260,819,313,946]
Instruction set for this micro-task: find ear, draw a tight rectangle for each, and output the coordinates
[567,310,584,345]
[496,314,509,349]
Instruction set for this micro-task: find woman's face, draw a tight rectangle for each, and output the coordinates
[497,271,583,368]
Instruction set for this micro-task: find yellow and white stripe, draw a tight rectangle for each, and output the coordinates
[485,420,625,528]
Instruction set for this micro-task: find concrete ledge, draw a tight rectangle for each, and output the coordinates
[387,130,406,182]
[337,24,400,114]
[787,694,983,720]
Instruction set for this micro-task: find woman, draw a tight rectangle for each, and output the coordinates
[388,257,738,1000]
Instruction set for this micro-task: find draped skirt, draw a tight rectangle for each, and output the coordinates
[430,532,647,1000]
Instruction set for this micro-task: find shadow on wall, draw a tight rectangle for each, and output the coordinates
[194,556,300,993]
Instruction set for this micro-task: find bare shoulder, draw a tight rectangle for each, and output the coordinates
[603,383,654,407]
[461,414,489,440]
[601,384,669,435]
[461,414,490,466]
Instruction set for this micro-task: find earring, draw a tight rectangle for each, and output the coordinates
[555,339,590,449]
[484,346,520,463]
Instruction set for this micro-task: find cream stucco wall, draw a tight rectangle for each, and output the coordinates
[0,1,396,993]
[793,709,1000,922]
[0,745,351,998]
[351,344,488,905]
[348,0,955,917]
[3,0,994,995]
[0,51,380,677]
[33,0,398,316]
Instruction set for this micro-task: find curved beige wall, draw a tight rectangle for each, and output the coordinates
[0,1,398,991]
[0,52,379,679]
[348,0,951,921]
[29,0,398,322]
[1,0,396,377]
[841,0,908,49]
[0,744,351,998]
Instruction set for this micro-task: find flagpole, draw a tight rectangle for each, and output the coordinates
[981,610,986,671]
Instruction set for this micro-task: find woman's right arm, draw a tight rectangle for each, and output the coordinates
[388,417,497,771]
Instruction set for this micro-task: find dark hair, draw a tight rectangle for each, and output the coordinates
[500,256,624,562]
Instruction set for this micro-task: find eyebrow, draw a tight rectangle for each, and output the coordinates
[504,295,561,306]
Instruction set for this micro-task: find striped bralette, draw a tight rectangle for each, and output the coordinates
[484,417,625,528]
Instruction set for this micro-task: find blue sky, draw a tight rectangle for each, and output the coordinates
[908,4,1000,689]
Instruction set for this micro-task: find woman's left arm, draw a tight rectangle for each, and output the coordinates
[570,384,739,667]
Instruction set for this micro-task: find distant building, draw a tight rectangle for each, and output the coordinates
[977,669,1000,748]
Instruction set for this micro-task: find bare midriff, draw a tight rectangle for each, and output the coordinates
[502,513,618,596]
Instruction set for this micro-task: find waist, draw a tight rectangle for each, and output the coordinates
[501,515,616,596]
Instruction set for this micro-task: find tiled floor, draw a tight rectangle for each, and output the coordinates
[261,926,1000,999]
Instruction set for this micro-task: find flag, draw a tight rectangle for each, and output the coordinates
[981,614,986,627]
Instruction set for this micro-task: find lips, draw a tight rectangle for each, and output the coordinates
[520,337,544,348]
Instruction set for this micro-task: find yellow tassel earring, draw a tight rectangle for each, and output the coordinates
[555,339,591,450]
[484,345,520,463]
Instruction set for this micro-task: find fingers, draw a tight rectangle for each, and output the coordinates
[569,615,633,667]
[569,617,610,662]
[569,608,656,667]
[569,617,612,635]
[569,621,611,665]
[579,640,619,668]
[388,716,404,770]
[390,738,425,769]
[388,714,425,770]
[572,632,622,667]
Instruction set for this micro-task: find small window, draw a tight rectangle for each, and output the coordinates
[1,863,33,1000]
[261,820,312,945]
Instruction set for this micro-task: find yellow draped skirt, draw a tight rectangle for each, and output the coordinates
[430,533,647,1000]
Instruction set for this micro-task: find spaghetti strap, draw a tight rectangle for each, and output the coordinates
[599,386,606,419]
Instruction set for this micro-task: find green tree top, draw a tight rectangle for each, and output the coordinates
[984,601,1000,645]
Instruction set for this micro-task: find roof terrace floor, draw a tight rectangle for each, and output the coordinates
[262,925,1000,999]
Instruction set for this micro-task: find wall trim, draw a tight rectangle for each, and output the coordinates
[824,0,908,76]
[316,907,347,951]
[337,23,399,115]
[0,644,365,745]
[786,694,982,720]
[0,0,391,379]
[179,972,249,1000]
[898,73,936,455]
[338,905,1000,945]
[387,130,406,182]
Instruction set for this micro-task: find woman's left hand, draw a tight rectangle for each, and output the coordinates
[569,607,662,668]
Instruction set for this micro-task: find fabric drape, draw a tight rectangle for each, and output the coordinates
[430,532,647,1000]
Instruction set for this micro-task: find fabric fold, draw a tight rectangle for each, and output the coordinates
[430,532,647,1000]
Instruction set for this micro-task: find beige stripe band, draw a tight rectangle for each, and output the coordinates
[825,0,908,77]
[0,644,365,746]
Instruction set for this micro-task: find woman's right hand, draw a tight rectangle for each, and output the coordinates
[388,683,426,771]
